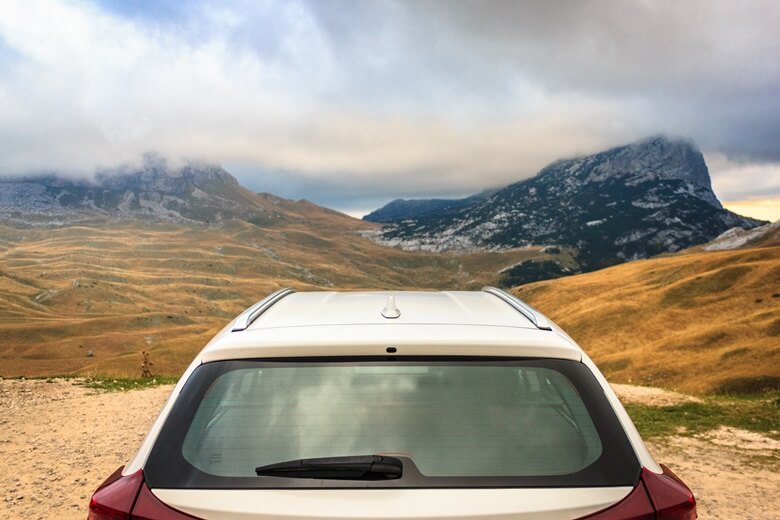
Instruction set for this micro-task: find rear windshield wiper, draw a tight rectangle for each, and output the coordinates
[255,455,402,480]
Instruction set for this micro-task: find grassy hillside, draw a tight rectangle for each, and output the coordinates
[0,217,544,377]
[3,194,777,393]
[515,241,780,394]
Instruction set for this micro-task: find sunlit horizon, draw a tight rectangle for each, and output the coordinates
[723,199,780,223]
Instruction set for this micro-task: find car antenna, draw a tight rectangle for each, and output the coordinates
[381,296,401,319]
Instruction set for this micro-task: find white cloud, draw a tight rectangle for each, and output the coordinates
[0,0,639,182]
[0,0,330,173]
[0,0,778,207]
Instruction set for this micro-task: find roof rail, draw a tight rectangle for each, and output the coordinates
[481,286,552,331]
[231,288,296,332]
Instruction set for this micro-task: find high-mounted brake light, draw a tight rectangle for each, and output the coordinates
[87,466,202,520]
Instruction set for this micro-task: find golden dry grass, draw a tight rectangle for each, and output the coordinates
[0,214,544,377]
[515,244,780,394]
[4,196,777,393]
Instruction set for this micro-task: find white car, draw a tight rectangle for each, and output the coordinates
[88,288,696,520]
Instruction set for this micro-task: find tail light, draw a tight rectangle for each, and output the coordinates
[88,466,202,520]
[577,466,696,520]
[88,467,143,520]
[643,465,697,520]
[576,480,655,519]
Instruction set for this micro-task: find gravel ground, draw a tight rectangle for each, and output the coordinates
[0,378,777,519]
[0,378,172,520]
[611,383,703,407]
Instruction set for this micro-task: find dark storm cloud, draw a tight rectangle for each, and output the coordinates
[304,0,780,161]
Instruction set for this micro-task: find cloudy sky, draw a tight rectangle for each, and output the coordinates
[1,0,779,219]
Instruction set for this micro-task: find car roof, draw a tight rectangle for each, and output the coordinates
[252,291,537,329]
[198,290,582,363]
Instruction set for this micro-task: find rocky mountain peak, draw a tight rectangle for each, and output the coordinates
[530,136,718,207]
[365,136,764,276]
[0,156,253,225]
[603,135,712,188]
[95,154,238,195]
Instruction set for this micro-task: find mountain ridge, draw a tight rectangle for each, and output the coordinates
[364,136,764,273]
[364,191,494,223]
[0,155,365,229]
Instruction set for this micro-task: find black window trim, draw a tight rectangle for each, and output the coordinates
[144,356,642,489]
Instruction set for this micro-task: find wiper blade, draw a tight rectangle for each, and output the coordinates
[255,455,402,480]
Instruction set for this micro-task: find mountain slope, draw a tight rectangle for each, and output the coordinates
[515,239,780,395]
[366,137,764,272]
[0,158,563,376]
[0,222,545,377]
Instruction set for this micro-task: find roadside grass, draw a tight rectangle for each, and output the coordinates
[626,393,780,440]
[77,376,178,391]
[0,374,179,391]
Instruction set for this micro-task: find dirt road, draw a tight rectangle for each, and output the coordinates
[1,378,777,519]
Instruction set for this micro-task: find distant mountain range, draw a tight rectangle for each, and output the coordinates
[0,154,352,228]
[365,191,494,223]
[0,137,767,285]
[1,137,776,380]
[364,136,766,273]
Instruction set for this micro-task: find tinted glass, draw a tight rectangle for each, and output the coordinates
[146,358,640,488]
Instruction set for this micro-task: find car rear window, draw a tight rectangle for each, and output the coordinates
[146,358,640,488]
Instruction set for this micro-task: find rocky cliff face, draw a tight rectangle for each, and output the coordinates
[365,137,765,271]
